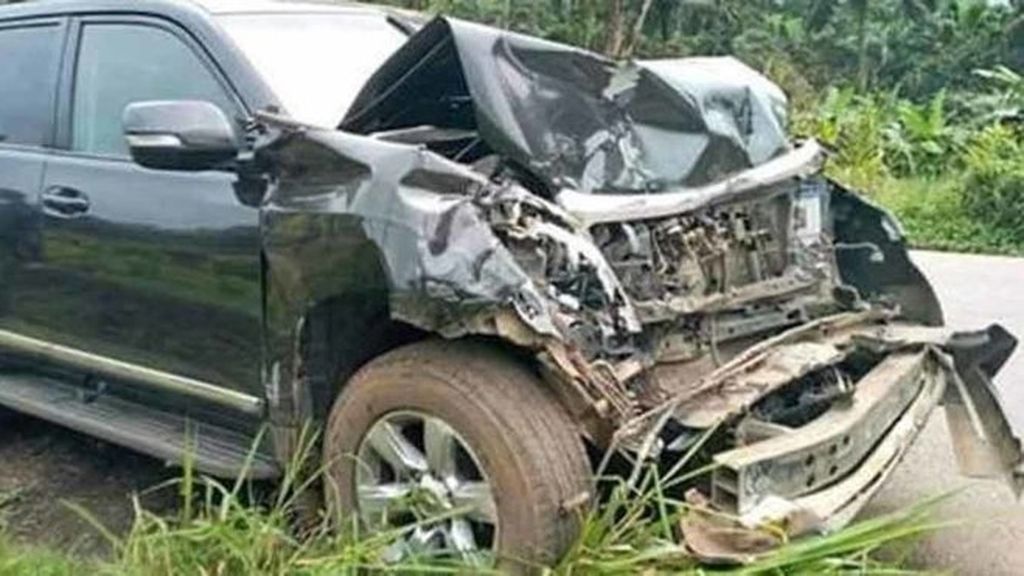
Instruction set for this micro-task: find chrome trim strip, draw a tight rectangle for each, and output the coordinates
[0,329,265,416]
[554,139,825,227]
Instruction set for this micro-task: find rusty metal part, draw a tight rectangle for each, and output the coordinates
[667,319,1021,563]
[737,349,948,532]
[635,272,820,320]
[941,325,1024,496]
[679,489,783,565]
[543,343,636,421]
[679,485,790,561]
[677,340,846,429]
[711,351,931,515]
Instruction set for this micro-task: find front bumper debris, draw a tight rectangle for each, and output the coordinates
[711,349,943,526]
[623,314,1023,563]
[251,17,1018,562]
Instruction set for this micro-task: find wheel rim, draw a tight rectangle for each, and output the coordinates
[355,410,498,564]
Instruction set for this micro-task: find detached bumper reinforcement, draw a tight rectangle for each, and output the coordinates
[735,350,946,531]
[711,351,936,518]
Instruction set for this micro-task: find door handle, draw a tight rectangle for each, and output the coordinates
[41,186,91,218]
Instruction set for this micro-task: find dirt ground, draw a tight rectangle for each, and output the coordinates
[0,411,178,557]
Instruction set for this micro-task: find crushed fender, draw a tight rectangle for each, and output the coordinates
[250,15,1021,557]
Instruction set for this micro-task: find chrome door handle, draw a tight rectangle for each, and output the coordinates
[41,186,91,218]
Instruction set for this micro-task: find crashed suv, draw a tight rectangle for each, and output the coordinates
[0,0,1020,568]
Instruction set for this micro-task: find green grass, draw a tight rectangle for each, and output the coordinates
[871,177,1024,256]
[0,540,81,576]
[0,428,946,575]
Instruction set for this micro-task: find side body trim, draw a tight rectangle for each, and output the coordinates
[0,328,265,415]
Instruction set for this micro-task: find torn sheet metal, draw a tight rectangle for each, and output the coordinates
[712,349,936,515]
[653,317,1022,562]
[259,126,559,342]
[255,114,651,440]
[342,17,791,195]
[830,182,943,326]
[250,13,1019,552]
[257,124,562,428]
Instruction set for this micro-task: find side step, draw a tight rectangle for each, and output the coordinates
[0,373,279,479]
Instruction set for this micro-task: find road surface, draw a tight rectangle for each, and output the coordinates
[867,251,1024,576]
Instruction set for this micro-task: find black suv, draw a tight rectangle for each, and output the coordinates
[1,0,1020,568]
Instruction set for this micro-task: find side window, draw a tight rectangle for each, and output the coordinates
[72,23,236,157]
[0,23,61,147]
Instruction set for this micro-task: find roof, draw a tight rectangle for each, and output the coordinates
[188,0,379,16]
[0,0,385,21]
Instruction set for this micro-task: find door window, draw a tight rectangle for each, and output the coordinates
[71,23,236,157]
[0,23,61,147]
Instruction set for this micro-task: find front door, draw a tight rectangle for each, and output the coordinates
[0,18,64,342]
[35,17,262,393]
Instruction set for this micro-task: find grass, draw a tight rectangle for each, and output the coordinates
[0,427,946,575]
[828,166,1024,257]
[0,540,79,576]
[873,177,1024,256]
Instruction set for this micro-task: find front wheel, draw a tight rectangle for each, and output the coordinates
[322,340,592,570]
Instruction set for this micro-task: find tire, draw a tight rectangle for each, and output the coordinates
[323,339,592,571]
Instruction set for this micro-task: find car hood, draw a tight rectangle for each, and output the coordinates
[341,16,790,195]
[254,15,1021,555]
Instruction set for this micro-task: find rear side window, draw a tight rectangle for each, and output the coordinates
[71,23,236,157]
[0,23,61,147]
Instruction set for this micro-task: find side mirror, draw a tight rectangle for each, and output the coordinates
[123,100,239,171]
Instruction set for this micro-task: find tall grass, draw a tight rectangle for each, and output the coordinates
[0,427,944,575]
[0,539,79,576]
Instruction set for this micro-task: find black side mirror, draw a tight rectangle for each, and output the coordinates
[123,100,239,171]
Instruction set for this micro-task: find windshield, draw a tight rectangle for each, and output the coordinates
[217,13,408,127]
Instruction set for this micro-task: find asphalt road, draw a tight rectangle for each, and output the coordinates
[866,251,1024,575]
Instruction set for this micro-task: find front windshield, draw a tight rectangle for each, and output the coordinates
[217,13,408,127]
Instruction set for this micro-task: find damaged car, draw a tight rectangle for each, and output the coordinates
[0,0,1020,569]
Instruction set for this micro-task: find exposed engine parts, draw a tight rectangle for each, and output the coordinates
[249,13,1021,557]
[460,167,865,440]
[594,199,791,311]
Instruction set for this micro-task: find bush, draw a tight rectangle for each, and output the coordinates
[963,166,1024,244]
[961,124,1024,245]
[873,177,1022,255]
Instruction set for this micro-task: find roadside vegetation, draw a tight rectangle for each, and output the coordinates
[0,1,1008,573]
[382,0,1024,254]
[0,430,945,575]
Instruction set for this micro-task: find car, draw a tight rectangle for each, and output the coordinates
[0,0,1021,569]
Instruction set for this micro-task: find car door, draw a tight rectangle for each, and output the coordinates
[0,18,64,340]
[35,15,262,394]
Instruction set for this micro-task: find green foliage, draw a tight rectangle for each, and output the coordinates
[794,88,967,184]
[0,540,80,576]
[376,0,1024,254]
[795,86,1024,254]
[973,65,1024,121]
[962,124,1024,245]
[0,428,944,574]
[874,177,1024,254]
[381,1,1021,94]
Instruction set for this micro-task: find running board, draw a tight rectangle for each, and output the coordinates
[0,329,264,415]
[0,373,279,479]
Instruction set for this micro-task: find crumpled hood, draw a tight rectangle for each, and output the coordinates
[342,17,790,195]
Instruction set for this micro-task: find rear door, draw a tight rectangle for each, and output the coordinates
[0,18,64,338]
[35,15,262,394]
